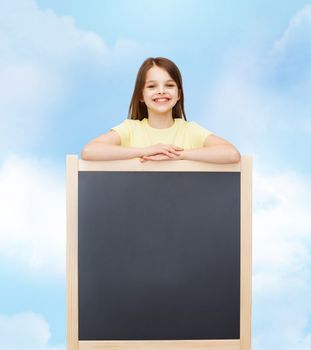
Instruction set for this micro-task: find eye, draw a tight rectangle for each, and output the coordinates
[146,84,175,88]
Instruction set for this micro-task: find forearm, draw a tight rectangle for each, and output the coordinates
[81,143,144,161]
[180,145,241,164]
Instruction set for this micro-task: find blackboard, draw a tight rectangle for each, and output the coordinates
[78,171,240,341]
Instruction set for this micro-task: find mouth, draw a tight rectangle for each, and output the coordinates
[153,97,171,104]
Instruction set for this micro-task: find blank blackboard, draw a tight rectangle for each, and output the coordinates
[78,171,240,341]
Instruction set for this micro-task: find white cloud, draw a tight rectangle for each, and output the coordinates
[203,4,311,160]
[274,4,311,53]
[0,312,65,350]
[0,154,65,276]
[0,0,108,146]
[252,168,311,349]
[0,0,108,64]
[268,4,311,91]
[0,0,145,151]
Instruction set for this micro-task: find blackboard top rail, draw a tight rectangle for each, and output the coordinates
[67,155,252,172]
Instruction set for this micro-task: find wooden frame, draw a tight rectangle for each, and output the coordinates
[66,155,252,350]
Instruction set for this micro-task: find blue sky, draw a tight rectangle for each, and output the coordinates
[0,1,311,349]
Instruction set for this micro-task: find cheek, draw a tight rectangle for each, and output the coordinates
[173,89,179,98]
[143,90,152,99]
[173,92,179,100]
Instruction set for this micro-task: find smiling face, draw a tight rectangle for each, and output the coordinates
[141,65,180,116]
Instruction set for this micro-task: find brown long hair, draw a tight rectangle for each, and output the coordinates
[128,57,187,121]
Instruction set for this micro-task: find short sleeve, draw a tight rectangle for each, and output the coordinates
[110,119,131,147]
[189,121,213,147]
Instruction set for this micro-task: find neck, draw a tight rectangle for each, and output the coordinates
[147,111,174,129]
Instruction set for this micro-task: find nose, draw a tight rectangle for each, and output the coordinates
[157,84,166,94]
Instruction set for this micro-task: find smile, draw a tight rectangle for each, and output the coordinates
[153,98,170,103]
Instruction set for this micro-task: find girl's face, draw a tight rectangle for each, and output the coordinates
[141,65,180,116]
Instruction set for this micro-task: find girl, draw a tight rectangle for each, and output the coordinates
[81,57,241,163]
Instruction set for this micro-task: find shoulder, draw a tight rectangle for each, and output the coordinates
[125,118,144,125]
[173,119,207,132]
[120,119,140,125]
[114,118,141,129]
[180,120,206,132]
[183,120,213,139]
[174,118,201,126]
[173,118,190,128]
[125,118,141,123]
[185,120,203,128]
[187,120,211,130]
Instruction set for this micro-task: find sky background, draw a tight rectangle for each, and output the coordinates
[0,0,311,349]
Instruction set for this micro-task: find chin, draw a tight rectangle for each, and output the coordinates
[151,108,172,114]
[151,104,175,111]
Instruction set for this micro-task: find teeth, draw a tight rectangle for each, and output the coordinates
[154,98,169,102]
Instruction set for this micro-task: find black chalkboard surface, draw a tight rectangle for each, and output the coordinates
[78,171,240,341]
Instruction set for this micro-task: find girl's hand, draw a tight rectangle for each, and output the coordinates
[139,152,183,162]
[141,143,184,158]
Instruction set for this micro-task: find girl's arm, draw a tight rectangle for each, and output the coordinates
[81,130,145,160]
[180,135,241,164]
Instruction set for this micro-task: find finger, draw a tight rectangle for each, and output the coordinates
[169,152,183,159]
[169,144,184,150]
[165,145,183,154]
[158,149,174,158]
[156,155,168,160]
[172,149,183,155]
[164,148,178,157]
[148,155,169,161]
[167,149,182,156]
[166,152,175,158]
[172,145,184,150]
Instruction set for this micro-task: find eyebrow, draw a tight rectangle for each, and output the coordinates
[145,79,175,83]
